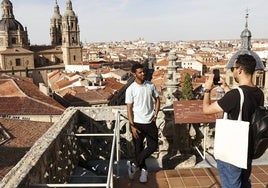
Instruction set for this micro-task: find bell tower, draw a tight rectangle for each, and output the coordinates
[61,0,82,65]
[50,0,62,46]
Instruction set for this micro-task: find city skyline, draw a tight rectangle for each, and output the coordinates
[11,0,268,45]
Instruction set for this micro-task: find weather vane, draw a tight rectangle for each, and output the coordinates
[245,8,250,28]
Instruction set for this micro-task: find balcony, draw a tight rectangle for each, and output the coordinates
[1,106,268,187]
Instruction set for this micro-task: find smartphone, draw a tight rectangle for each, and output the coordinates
[213,69,220,85]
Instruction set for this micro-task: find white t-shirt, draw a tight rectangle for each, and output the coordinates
[125,80,159,124]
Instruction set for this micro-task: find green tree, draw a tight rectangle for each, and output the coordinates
[181,73,194,100]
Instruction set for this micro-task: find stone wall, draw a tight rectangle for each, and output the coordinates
[2,108,80,188]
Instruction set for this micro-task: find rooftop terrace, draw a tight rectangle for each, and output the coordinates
[1,106,267,187]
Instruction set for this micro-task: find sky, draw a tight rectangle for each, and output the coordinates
[9,0,268,45]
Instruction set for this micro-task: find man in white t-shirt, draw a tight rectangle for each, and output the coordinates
[125,63,160,183]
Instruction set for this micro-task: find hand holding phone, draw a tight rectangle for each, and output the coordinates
[213,69,221,85]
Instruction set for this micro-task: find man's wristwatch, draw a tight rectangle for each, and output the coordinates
[203,88,211,93]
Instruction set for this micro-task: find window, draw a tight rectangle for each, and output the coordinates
[255,72,264,88]
[15,59,21,66]
[12,37,16,44]
[73,55,76,61]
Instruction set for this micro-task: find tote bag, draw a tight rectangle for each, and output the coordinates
[214,87,250,169]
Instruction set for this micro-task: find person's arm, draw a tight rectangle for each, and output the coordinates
[151,96,160,122]
[154,96,160,116]
[203,74,223,114]
[126,103,134,126]
[126,103,140,138]
[219,77,231,93]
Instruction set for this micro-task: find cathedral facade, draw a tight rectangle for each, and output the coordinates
[0,0,82,72]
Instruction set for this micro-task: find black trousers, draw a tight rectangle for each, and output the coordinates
[133,121,158,170]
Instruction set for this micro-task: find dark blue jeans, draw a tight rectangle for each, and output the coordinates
[133,121,158,170]
[216,159,252,188]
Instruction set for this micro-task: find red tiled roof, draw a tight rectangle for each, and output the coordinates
[51,77,79,91]
[60,86,110,105]
[156,59,168,66]
[103,78,124,90]
[0,118,52,179]
[0,97,64,115]
[178,68,199,77]
[0,80,24,96]
[0,75,65,115]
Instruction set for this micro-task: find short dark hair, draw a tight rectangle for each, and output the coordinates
[235,54,256,75]
[131,63,144,73]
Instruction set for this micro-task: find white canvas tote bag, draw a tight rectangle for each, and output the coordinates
[214,87,249,169]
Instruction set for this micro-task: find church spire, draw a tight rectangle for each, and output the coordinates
[52,0,61,19]
[1,0,14,19]
[66,0,73,11]
[50,0,62,46]
[240,9,251,51]
[61,0,82,65]
[64,0,75,17]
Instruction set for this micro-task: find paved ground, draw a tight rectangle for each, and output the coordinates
[69,151,268,187]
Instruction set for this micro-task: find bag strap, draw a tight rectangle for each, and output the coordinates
[237,87,244,121]
[223,87,244,121]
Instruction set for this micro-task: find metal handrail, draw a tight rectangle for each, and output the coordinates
[106,127,116,188]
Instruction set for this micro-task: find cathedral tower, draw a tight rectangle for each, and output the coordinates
[0,0,34,71]
[61,0,82,65]
[50,0,62,46]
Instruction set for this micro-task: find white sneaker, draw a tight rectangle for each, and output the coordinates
[139,168,148,183]
[127,160,138,179]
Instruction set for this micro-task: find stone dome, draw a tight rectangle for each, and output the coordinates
[1,0,12,6]
[241,28,251,38]
[0,0,24,32]
[226,50,265,70]
[0,18,24,31]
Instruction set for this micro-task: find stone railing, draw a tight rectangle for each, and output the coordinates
[2,107,80,188]
[1,106,212,187]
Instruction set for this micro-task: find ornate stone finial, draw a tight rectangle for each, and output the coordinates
[168,50,178,66]
[164,50,179,105]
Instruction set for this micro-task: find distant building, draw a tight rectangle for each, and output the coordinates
[0,0,34,71]
[181,56,203,75]
[0,0,82,73]
[48,70,127,107]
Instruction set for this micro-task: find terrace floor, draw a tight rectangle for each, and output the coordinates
[113,153,268,188]
[114,165,268,188]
